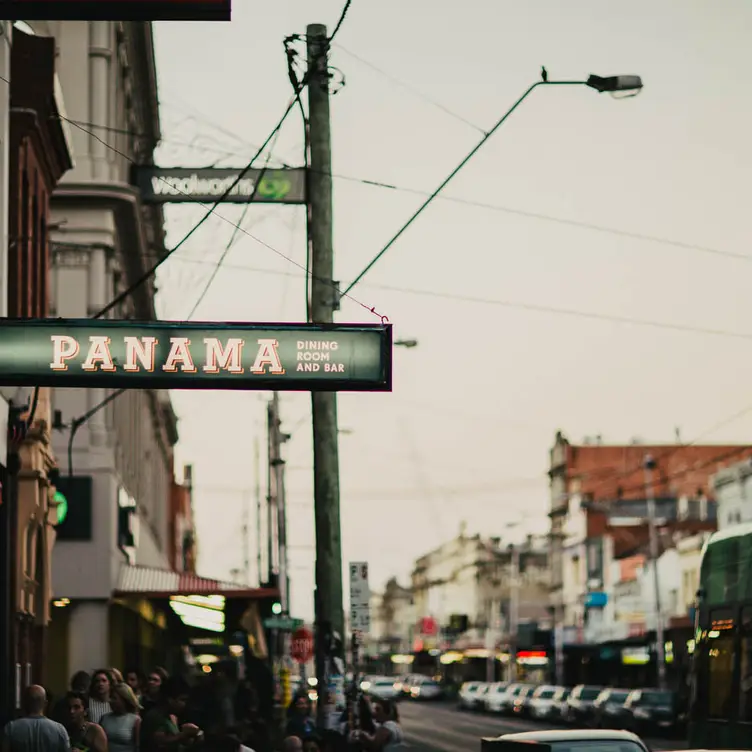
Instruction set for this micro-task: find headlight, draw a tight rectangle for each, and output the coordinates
[394,682,403,691]
[411,688,420,697]
[360,681,371,691]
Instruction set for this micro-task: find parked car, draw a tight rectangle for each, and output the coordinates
[365,677,400,701]
[549,687,571,722]
[492,728,649,752]
[496,684,527,715]
[527,685,562,721]
[623,689,680,736]
[512,685,536,717]
[483,682,509,712]
[473,683,492,711]
[590,688,631,728]
[394,674,420,698]
[410,677,443,701]
[458,682,484,710]
[564,685,603,725]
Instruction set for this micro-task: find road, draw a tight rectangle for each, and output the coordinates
[397,701,688,752]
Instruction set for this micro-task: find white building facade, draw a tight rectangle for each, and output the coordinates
[713,460,752,529]
[18,19,179,676]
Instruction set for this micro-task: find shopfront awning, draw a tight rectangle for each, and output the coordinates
[114,564,279,599]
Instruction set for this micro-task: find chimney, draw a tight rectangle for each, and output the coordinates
[183,464,193,489]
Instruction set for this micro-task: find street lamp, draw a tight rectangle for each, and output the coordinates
[586,74,643,95]
[341,69,643,298]
[644,454,667,689]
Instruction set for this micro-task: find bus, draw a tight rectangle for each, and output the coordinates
[688,522,752,749]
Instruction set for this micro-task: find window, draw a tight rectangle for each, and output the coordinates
[740,607,752,721]
[705,608,735,720]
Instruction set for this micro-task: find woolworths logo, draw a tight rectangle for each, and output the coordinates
[152,173,291,200]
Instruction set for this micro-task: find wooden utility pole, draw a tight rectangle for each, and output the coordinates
[307,22,345,718]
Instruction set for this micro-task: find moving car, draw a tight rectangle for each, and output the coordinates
[487,727,650,752]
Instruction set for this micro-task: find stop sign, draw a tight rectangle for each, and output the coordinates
[291,627,314,663]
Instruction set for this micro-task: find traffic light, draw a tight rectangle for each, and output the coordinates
[48,467,68,525]
[271,601,282,615]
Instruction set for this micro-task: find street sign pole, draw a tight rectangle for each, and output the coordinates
[348,561,369,726]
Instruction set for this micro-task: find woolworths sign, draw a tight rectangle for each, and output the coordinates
[132,166,306,205]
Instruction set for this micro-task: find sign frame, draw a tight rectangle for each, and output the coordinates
[132,166,307,205]
[264,616,303,631]
[349,561,370,633]
[0,318,392,393]
[0,1,232,21]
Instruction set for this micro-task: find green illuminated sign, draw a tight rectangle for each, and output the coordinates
[0,319,392,392]
[132,166,307,205]
[54,490,68,525]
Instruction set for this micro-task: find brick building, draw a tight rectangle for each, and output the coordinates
[547,431,752,685]
[6,27,73,688]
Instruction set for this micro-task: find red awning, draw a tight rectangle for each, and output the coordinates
[114,564,279,599]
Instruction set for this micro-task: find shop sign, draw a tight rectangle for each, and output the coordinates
[0,319,392,392]
[0,1,232,21]
[132,166,306,205]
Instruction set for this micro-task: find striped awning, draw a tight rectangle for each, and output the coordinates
[114,564,278,599]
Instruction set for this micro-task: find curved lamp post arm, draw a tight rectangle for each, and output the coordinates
[340,79,584,299]
[340,72,642,299]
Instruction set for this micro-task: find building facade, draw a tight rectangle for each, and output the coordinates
[712,459,752,529]
[9,19,181,686]
[547,431,743,685]
[169,464,197,573]
[1,24,73,704]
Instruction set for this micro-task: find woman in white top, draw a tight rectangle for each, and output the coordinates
[88,670,113,725]
[352,699,404,751]
[100,683,141,752]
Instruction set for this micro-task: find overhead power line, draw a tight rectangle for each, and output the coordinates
[332,42,485,134]
[142,255,752,343]
[186,126,285,319]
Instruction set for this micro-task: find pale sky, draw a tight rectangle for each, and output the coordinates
[150,0,752,621]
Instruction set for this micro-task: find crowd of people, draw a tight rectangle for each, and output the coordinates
[283,692,403,752]
[1,664,403,752]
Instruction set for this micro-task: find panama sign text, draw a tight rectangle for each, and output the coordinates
[132,166,306,205]
[0,320,392,392]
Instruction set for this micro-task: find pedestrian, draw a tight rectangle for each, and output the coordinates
[100,683,141,752]
[110,670,124,685]
[3,685,70,752]
[50,671,91,725]
[282,737,303,752]
[140,667,169,717]
[350,700,403,751]
[88,670,114,724]
[140,677,202,752]
[285,695,315,740]
[64,692,107,752]
[124,671,144,704]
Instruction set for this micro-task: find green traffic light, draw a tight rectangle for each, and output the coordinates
[53,490,68,525]
[271,602,282,615]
